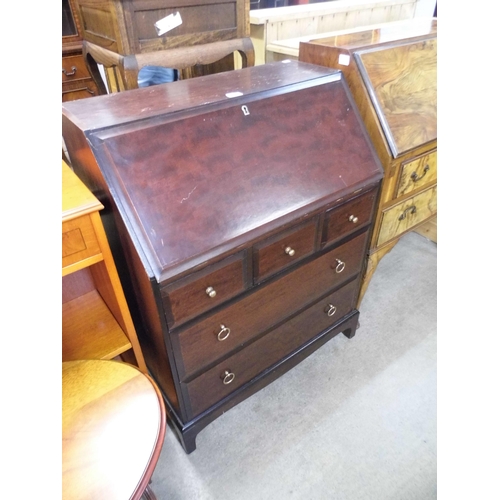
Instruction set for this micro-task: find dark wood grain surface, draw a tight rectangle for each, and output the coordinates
[83,69,381,280]
[62,61,342,129]
[185,278,359,416]
[62,60,384,453]
[175,231,368,381]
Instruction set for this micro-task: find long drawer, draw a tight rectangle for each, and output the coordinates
[175,230,368,379]
[377,185,437,247]
[184,278,359,417]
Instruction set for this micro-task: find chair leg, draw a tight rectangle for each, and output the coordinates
[140,484,158,500]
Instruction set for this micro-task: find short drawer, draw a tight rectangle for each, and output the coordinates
[377,185,437,247]
[253,218,317,282]
[62,214,102,270]
[184,278,359,416]
[175,230,368,379]
[62,55,91,83]
[162,253,246,328]
[396,150,437,198]
[323,188,378,246]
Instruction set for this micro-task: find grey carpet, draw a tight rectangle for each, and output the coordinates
[150,231,437,500]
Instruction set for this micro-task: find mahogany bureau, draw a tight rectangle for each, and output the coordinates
[299,18,437,303]
[62,60,384,453]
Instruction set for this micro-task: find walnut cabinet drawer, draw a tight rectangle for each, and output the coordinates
[184,278,359,417]
[175,231,368,379]
[253,218,318,282]
[62,55,91,83]
[162,253,247,328]
[396,150,437,198]
[62,214,102,271]
[377,185,437,247]
[323,188,378,246]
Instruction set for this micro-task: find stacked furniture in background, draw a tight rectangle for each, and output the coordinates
[71,0,254,92]
[62,60,384,453]
[249,0,420,65]
[299,17,437,303]
[62,0,102,101]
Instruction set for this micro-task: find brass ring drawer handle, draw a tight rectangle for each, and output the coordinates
[349,215,359,223]
[206,286,217,298]
[217,324,231,341]
[334,259,345,273]
[284,246,295,257]
[325,304,337,317]
[62,66,77,76]
[222,370,235,385]
[410,165,430,182]
[398,205,417,221]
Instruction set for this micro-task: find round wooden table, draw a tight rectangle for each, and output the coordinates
[62,360,166,500]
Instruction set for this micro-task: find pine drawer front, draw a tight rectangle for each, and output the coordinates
[396,150,437,198]
[254,218,318,282]
[184,278,359,417]
[162,253,246,329]
[62,215,102,270]
[62,55,92,83]
[323,188,378,246]
[177,232,367,379]
[377,185,437,247]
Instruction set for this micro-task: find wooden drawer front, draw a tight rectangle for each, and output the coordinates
[62,55,91,83]
[163,253,246,328]
[177,231,367,379]
[62,79,98,102]
[396,150,437,198]
[254,218,317,282]
[377,185,437,247]
[62,215,102,270]
[185,278,359,417]
[324,189,378,246]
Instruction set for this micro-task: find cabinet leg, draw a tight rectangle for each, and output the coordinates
[168,417,198,454]
[179,430,198,454]
[342,326,356,339]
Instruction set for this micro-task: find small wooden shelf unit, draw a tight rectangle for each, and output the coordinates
[62,160,146,371]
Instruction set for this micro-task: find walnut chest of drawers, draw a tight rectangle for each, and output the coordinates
[62,60,384,453]
[299,18,437,303]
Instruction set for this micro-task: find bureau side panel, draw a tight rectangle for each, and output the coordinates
[113,213,184,416]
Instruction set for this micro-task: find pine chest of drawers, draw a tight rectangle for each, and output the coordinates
[299,18,437,303]
[62,60,384,453]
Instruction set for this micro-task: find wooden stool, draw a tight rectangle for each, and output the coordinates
[62,360,166,500]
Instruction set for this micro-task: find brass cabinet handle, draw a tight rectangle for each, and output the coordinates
[217,324,231,341]
[411,165,430,182]
[398,205,417,221]
[334,259,345,273]
[222,370,235,385]
[62,66,77,76]
[85,88,95,95]
[325,304,337,317]
[284,246,295,257]
[349,215,359,223]
[206,286,217,298]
